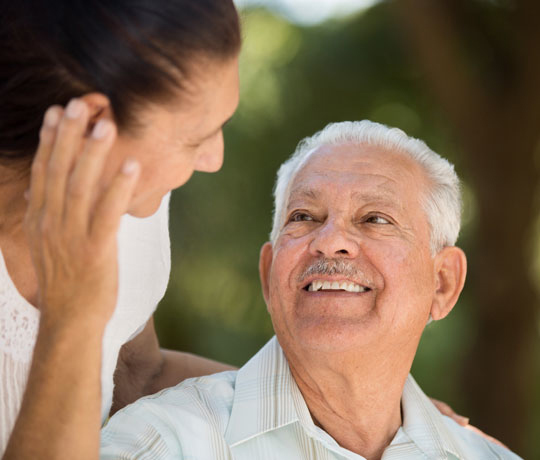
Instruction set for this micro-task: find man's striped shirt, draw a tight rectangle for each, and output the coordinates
[101,337,521,459]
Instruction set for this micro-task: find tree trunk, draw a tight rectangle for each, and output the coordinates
[392,0,540,454]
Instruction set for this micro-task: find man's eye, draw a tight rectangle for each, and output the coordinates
[365,215,390,225]
[289,212,313,223]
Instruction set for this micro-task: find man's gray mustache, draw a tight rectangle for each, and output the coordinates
[297,258,369,284]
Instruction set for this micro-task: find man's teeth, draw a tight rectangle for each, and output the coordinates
[307,280,368,292]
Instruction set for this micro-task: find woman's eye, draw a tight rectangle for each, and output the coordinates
[289,212,313,223]
[365,215,390,225]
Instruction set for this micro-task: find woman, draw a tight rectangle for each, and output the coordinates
[1,1,470,458]
[1,0,240,457]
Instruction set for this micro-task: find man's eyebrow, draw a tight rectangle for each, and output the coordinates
[351,191,406,214]
[352,190,397,203]
[287,188,319,207]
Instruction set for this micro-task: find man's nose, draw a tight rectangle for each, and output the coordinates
[308,219,360,258]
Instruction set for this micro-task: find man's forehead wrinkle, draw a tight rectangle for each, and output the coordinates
[288,172,400,203]
[285,151,421,218]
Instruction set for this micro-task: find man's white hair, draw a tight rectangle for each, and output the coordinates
[270,120,462,254]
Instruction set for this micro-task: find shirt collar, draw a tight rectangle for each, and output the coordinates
[225,336,466,460]
[224,336,311,446]
[398,375,465,460]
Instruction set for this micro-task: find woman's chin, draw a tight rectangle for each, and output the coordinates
[127,194,164,218]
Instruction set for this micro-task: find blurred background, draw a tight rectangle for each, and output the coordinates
[154,0,540,456]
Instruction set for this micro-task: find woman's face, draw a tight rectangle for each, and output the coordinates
[104,57,240,217]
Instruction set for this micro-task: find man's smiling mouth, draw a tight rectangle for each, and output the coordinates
[304,280,371,293]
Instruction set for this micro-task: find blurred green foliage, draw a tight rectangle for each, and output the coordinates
[154,3,538,456]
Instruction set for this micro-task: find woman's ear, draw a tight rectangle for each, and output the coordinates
[259,242,274,306]
[430,246,467,321]
[79,93,113,134]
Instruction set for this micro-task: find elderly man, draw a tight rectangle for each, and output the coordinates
[100,121,521,459]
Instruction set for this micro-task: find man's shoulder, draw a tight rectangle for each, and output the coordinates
[439,415,523,460]
[150,368,237,398]
[136,369,237,425]
[101,370,238,459]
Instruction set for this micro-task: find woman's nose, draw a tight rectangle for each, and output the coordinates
[194,132,224,173]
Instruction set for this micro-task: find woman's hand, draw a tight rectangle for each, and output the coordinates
[24,99,140,330]
[4,98,140,460]
[430,397,508,448]
[430,397,469,426]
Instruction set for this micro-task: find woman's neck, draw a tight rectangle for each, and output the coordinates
[0,166,39,307]
[0,165,30,237]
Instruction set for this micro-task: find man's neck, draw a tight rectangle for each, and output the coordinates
[286,342,415,460]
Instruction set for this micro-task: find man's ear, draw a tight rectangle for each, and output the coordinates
[259,242,274,305]
[79,93,114,134]
[430,246,467,321]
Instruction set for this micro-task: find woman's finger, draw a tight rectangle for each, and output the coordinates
[27,106,63,215]
[465,424,509,449]
[430,397,469,426]
[43,99,89,222]
[65,119,117,233]
[90,159,140,244]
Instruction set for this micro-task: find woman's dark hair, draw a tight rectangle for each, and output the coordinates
[0,0,241,165]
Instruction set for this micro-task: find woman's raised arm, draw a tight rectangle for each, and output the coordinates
[3,100,139,460]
